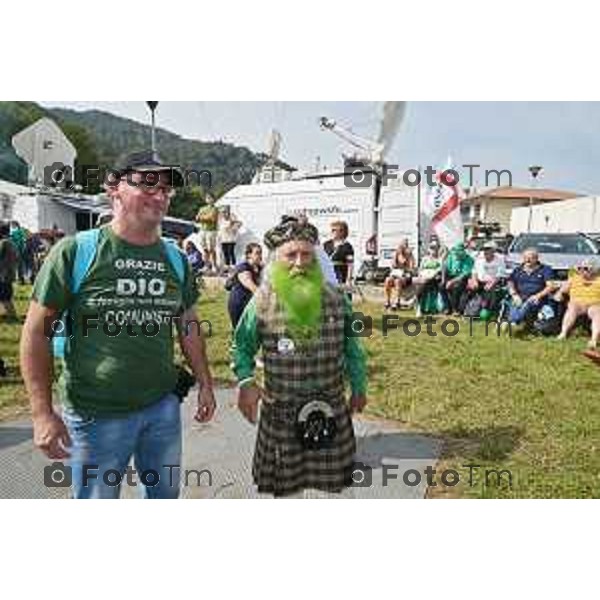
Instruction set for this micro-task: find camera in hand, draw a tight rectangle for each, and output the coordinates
[174,365,196,401]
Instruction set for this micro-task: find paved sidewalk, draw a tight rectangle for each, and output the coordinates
[0,389,441,499]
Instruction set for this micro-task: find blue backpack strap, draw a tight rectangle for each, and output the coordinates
[162,237,186,284]
[53,228,100,358]
[72,228,101,293]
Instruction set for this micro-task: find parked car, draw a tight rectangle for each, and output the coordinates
[355,258,390,284]
[160,216,198,241]
[470,235,513,254]
[589,233,600,248]
[506,233,600,279]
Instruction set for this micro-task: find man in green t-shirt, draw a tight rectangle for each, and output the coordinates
[441,242,474,315]
[20,151,216,499]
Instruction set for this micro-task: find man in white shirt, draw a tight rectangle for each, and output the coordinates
[471,241,507,287]
[464,241,507,315]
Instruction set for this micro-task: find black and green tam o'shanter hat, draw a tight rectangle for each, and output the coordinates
[113,150,184,187]
[264,215,319,250]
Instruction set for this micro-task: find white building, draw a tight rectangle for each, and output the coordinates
[462,185,580,236]
[0,179,31,221]
[0,178,109,233]
[511,195,600,235]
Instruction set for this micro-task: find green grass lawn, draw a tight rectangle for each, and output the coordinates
[3,284,600,498]
[0,286,31,420]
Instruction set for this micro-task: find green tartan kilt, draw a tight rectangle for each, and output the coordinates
[252,394,356,497]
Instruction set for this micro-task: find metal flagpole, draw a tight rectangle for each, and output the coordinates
[417,164,422,263]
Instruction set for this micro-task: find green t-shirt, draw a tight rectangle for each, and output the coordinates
[445,251,474,279]
[32,226,199,416]
[196,206,219,231]
[10,227,27,255]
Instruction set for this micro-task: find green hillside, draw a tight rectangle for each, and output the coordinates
[0,101,269,218]
[48,106,263,191]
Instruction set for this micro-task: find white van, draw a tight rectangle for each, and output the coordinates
[216,167,420,280]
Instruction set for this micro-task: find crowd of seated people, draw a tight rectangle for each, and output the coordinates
[380,237,600,347]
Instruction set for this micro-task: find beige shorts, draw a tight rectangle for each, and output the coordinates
[200,230,218,251]
[390,269,407,279]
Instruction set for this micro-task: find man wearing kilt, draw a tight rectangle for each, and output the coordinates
[232,216,367,497]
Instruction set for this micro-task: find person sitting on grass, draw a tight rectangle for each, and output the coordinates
[413,241,443,317]
[507,248,555,329]
[441,242,474,315]
[465,241,507,315]
[556,261,600,349]
[383,238,416,310]
[185,240,205,274]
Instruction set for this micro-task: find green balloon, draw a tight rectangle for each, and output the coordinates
[479,308,492,321]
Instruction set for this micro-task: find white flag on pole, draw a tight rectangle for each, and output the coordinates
[423,158,464,248]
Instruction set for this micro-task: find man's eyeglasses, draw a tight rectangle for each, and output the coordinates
[118,177,174,197]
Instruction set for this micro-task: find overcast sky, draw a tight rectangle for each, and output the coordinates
[40,101,600,195]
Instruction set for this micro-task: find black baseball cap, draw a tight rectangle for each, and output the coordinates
[113,150,184,187]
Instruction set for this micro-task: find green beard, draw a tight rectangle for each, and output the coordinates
[270,260,323,341]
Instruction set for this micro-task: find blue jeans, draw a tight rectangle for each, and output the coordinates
[62,393,182,499]
[509,297,547,325]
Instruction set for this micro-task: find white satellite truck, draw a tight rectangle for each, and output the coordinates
[214,103,422,283]
[216,166,420,282]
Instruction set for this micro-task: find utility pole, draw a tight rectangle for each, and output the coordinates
[146,101,159,159]
[527,165,543,233]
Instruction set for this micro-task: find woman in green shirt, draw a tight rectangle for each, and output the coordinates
[413,241,443,316]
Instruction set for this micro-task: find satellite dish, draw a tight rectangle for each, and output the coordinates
[12,118,77,185]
